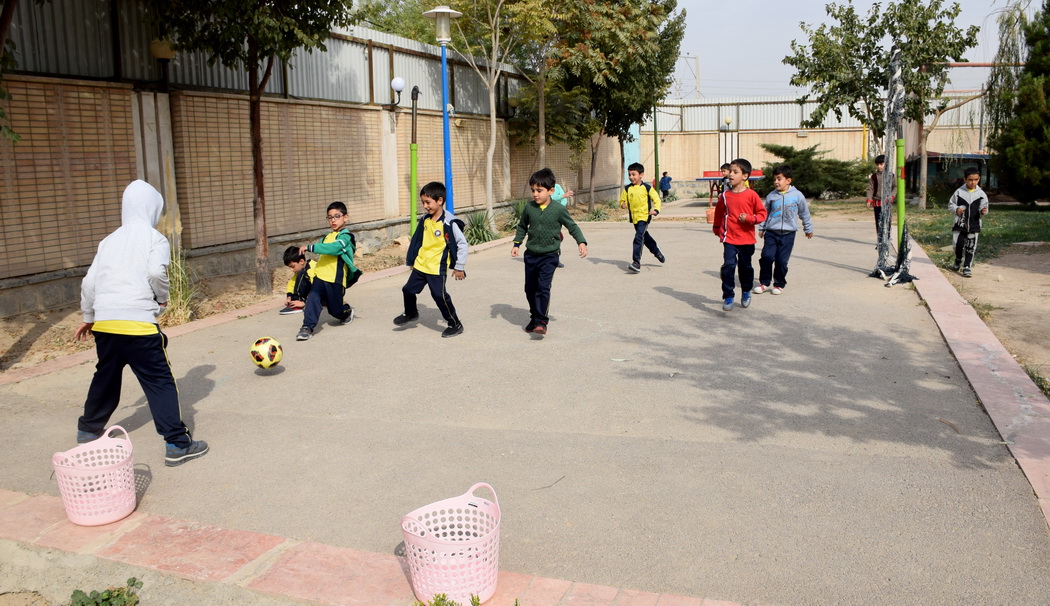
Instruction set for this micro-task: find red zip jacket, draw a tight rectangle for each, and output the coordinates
[713,188,767,244]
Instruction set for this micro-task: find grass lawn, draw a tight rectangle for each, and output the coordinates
[905,204,1050,266]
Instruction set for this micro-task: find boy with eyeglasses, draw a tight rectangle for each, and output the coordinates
[295,201,362,341]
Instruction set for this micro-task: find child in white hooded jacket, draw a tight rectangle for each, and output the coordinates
[75,180,208,467]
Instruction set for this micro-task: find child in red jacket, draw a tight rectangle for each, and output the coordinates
[713,158,767,311]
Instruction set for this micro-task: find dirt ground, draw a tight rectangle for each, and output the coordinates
[2,204,1048,384]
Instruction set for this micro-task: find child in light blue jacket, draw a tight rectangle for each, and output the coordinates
[753,165,813,295]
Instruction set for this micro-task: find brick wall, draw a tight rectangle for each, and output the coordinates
[509,135,625,204]
[0,76,137,281]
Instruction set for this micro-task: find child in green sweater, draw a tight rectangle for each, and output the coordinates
[511,168,588,335]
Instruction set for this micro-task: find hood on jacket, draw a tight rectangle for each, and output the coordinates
[121,180,164,228]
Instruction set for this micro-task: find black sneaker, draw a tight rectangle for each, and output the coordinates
[524,320,538,333]
[627,262,641,273]
[533,322,548,335]
[952,261,961,272]
[340,307,355,325]
[165,440,209,467]
[442,324,464,338]
[394,313,420,326]
[296,327,313,341]
[656,251,666,263]
[279,306,303,315]
[962,268,972,278]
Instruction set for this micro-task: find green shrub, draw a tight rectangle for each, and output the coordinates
[587,207,608,221]
[70,578,142,606]
[464,211,499,245]
[502,200,528,231]
[753,144,869,199]
[413,594,483,606]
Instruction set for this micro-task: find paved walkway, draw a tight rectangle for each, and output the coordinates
[2,205,1049,605]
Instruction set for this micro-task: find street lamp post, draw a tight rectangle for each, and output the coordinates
[423,5,462,214]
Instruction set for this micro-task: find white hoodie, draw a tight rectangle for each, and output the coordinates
[81,180,170,323]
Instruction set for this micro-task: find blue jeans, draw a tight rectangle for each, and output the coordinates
[758,231,797,288]
[721,242,755,299]
[632,220,661,263]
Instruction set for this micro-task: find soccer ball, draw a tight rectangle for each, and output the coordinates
[249,337,283,369]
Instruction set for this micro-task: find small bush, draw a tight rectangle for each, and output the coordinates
[160,248,197,327]
[754,144,869,199]
[464,211,499,245]
[587,207,608,221]
[413,594,482,606]
[502,200,528,231]
[70,577,142,606]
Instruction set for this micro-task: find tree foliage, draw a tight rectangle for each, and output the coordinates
[148,0,354,293]
[989,0,1050,203]
[752,144,870,199]
[354,0,435,43]
[985,0,1031,148]
[785,0,979,141]
[559,0,685,209]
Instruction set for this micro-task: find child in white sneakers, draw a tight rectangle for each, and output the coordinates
[753,165,813,296]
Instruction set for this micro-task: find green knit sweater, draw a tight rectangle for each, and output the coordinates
[514,201,587,255]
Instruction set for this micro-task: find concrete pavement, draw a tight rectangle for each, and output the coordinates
[2,205,1050,605]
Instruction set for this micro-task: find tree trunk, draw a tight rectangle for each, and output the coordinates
[537,60,546,170]
[0,0,17,59]
[486,77,497,231]
[248,41,270,294]
[919,127,928,210]
[587,132,602,213]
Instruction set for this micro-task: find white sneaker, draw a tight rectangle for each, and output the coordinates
[771,286,784,295]
[752,284,769,294]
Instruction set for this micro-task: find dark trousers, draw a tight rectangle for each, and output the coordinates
[721,242,756,299]
[303,278,350,329]
[953,231,979,269]
[403,268,460,326]
[632,220,661,263]
[524,250,559,323]
[288,268,312,302]
[79,330,192,448]
[758,231,797,288]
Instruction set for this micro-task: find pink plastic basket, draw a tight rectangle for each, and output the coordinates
[52,425,136,526]
[401,482,501,604]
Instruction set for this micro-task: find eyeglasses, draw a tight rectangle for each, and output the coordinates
[326,213,345,221]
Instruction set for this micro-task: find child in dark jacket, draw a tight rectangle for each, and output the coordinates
[948,167,989,278]
[754,165,814,295]
[280,246,315,315]
[395,181,468,337]
[512,168,588,335]
[713,158,767,311]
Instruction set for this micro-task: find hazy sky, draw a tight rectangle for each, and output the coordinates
[673,0,1018,99]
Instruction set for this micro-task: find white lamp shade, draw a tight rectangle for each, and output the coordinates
[423,5,463,43]
[391,77,406,93]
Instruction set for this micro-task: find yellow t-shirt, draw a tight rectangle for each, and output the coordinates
[92,320,158,335]
[413,217,447,275]
[313,231,347,286]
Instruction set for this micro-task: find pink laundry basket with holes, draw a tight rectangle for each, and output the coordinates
[52,425,136,526]
[401,482,501,604]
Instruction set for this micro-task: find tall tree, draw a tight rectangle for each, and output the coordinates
[785,0,980,208]
[560,0,684,211]
[450,0,540,228]
[985,0,1032,145]
[149,1,354,294]
[989,0,1050,203]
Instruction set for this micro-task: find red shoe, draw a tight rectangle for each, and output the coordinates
[533,322,547,335]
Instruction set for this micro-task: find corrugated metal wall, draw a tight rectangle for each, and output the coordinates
[6,1,521,115]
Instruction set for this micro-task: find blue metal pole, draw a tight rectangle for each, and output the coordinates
[441,43,454,213]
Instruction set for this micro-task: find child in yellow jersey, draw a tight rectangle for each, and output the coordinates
[296,201,361,341]
[74,180,208,467]
[619,162,665,273]
[395,182,467,338]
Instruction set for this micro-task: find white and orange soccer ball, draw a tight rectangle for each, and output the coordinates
[249,337,283,369]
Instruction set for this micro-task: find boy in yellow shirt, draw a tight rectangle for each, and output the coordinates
[296,201,361,341]
[619,162,665,273]
[395,182,467,337]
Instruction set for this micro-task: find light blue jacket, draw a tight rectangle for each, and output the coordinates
[759,186,813,234]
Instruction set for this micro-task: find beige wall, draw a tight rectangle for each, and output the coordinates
[640,128,866,180]
[0,76,137,280]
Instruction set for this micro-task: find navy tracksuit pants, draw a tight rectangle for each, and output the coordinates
[758,231,797,289]
[524,250,559,323]
[79,330,192,448]
[403,268,461,327]
[632,220,661,264]
[721,242,756,299]
[303,279,351,329]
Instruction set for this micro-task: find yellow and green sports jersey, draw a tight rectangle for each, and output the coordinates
[413,217,451,275]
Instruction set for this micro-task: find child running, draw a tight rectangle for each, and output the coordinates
[512,168,588,335]
[713,158,767,311]
[754,165,813,295]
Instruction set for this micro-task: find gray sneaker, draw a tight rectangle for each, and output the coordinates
[962,268,972,278]
[165,440,209,467]
[296,327,313,341]
[627,262,641,273]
